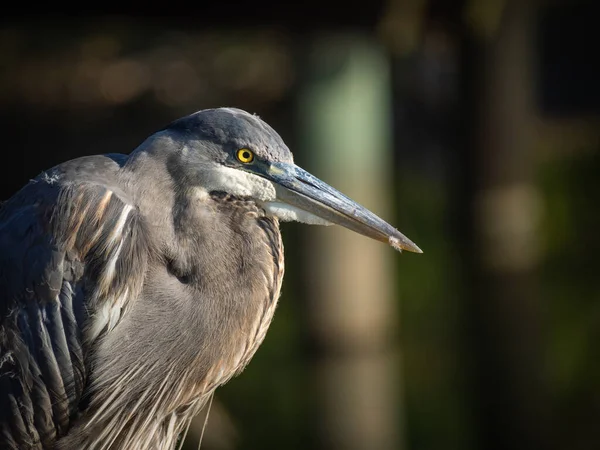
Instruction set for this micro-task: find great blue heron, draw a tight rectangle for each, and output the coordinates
[0,107,421,449]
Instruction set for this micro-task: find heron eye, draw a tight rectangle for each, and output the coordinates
[236,148,255,164]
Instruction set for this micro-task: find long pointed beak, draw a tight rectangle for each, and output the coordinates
[267,162,422,253]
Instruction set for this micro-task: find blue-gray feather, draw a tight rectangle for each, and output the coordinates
[1,154,149,449]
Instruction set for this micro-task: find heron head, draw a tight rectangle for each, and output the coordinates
[160,107,421,253]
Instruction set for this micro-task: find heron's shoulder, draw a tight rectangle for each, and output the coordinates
[1,156,150,331]
[1,152,143,264]
[35,153,126,189]
[55,153,128,173]
[5,154,132,213]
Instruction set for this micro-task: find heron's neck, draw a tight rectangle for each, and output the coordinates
[120,144,181,244]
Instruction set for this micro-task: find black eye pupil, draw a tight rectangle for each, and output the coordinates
[243,152,250,159]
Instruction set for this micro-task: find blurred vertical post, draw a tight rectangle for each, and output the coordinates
[296,34,403,450]
[464,1,549,449]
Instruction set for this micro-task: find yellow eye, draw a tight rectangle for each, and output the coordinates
[236,148,255,164]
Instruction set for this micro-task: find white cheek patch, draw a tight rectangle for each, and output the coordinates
[263,202,332,225]
[202,166,277,202]
[201,166,332,225]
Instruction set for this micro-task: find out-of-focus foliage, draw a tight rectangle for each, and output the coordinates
[539,150,600,448]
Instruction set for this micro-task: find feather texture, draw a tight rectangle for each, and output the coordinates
[1,156,148,449]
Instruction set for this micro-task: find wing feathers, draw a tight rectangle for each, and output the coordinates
[58,280,85,406]
[1,175,148,449]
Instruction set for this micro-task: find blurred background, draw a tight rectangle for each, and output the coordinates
[1,1,599,449]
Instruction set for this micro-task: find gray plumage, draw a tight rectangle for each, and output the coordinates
[0,107,421,449]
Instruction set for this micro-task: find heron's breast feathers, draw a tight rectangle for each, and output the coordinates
[209,216,285,390]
